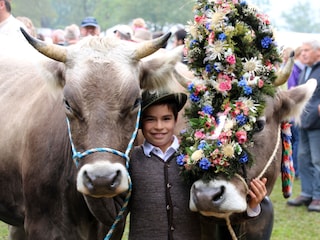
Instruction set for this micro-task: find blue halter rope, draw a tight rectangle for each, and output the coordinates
[66,106,141,240]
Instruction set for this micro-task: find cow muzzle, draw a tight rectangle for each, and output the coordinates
[77,161,129,197]
[189,178,247,218]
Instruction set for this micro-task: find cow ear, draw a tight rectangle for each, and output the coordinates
[42,61,66,93]
[139,47,186,91]
[275,79,316,123]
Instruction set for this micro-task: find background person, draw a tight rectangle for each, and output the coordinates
[0,0,26,39]
[287,39,320,212]
[64,23,80,45]
[80,16,100,37]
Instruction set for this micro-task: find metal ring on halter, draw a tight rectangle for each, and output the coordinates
[66,106,141,240]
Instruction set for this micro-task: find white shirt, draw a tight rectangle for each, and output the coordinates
[142,135,179,161]
[0,15,26,40]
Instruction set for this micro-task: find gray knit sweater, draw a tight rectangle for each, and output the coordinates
[128,146,201,240]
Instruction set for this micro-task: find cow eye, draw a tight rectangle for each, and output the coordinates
[63,98,73,113]
[254,119,265,132]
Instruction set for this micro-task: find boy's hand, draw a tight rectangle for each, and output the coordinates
[248,178,267,209]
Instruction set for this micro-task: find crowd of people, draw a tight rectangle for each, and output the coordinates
[285,40,320,212]
[0,0,186,50]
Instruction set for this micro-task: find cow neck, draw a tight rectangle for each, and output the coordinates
[221,125,281,240]
[66,106,141,240]
[256,125,281,179]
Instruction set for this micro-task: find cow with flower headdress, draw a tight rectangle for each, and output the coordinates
[176,1,317,239]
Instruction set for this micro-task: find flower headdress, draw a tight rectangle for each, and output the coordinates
[177,0,282,182]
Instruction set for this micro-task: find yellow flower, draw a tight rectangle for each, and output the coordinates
[191,149,204,162]
[222,144,235,158]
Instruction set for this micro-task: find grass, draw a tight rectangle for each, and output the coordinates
[1,177,319,239]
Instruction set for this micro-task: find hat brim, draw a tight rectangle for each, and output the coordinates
[142,92,187,113]
[81,23,98,28]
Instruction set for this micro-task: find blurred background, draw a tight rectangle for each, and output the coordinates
[9,0,320,48]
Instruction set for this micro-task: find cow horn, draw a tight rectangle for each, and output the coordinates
[20,27,67,63]
[274,51,295,86]
[133,32,171,60]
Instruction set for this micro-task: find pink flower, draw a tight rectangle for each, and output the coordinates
[208,32,215,45]
[194,131,205,139]
[258,79,264,88]
[217,74,232,92]
[235,130,247,144]
[194,15,205,23]
[226,55,236,65]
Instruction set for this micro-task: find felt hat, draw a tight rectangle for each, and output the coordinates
[141,90,187,113]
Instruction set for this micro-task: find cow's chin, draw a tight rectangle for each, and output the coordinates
[189,179,247,218]
[76,161,129,198]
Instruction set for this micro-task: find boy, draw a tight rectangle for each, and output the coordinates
[128,89,267,239]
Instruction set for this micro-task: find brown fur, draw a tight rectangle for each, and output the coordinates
[0,34,181,239]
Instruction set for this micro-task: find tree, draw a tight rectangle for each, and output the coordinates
[281,2,320,33]
[95,0,194,31]
[11,0,194,31]
[11,0,56,27]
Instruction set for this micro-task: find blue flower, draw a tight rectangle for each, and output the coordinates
[214,63,221,73]
[198,140,207,150]
[238,78,247,87]
[187,83,194,92]
[202,105,213,115]
[205,22,211,31]
[240,0,247,6]
[218,33,227,41]
[199,158,211,170]
[261,36,273,49]
[244,85,252,95]
[239,152,248,163]
[190,94,200,102]
[176,154,185,166]
[205,64,212,73]
[217,140,222,147]
[190,40,198,48]
[236,114,247,126]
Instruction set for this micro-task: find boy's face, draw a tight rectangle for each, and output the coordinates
[141,104,177,153]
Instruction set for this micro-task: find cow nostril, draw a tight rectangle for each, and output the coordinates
[83,170,94,190]
[212,186,225,203]
[109,170,121,189]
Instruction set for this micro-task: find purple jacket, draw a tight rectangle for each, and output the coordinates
[287,61,304,89]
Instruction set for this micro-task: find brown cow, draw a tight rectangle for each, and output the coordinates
[186,79,317,239]
[0,29,182,239]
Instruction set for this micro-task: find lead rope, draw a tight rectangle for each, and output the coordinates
[224,125,281,240]
[66,107,141,240]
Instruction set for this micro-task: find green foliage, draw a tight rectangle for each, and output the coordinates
[11,0,194,31]
[281,2,320,33]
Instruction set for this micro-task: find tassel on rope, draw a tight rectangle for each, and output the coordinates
[281,122,295,198]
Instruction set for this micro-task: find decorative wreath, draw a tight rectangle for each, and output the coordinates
[176,0,282,183]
